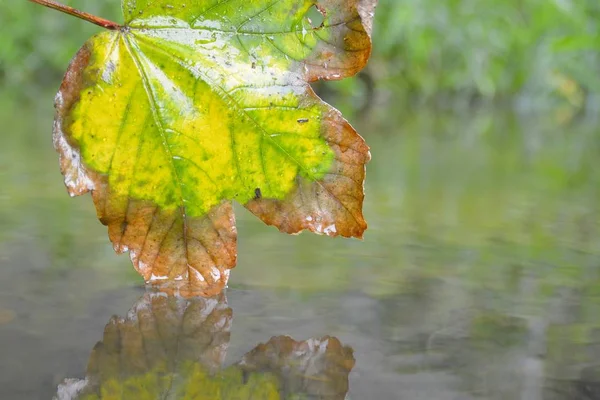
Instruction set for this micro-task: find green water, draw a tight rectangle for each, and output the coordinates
[1,94,599,399]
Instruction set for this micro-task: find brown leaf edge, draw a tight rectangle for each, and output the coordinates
[245,0,378,239]
[303,0,379,82]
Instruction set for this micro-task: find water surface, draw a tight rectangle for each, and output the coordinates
[1,96,600,399]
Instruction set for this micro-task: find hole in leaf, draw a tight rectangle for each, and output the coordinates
[306,4,325,29]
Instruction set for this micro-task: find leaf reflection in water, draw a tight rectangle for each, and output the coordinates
[53,291,354,400]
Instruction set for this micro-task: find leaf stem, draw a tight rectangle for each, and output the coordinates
[28,0,121,30]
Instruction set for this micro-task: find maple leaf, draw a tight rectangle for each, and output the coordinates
[43,0,376,295]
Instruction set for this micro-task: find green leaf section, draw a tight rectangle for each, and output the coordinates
[123,0,324,63]
[69,0,337,217]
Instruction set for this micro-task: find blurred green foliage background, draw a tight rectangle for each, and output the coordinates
[1,0,599,113]
[373,0,600,108]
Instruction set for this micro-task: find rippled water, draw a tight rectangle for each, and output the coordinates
[1,95,600,399]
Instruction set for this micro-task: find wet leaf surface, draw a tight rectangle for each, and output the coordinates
[54,0,375,294]
[53,291,354,400]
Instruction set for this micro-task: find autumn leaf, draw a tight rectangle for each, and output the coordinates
[54,292,355,400]
[48,0,376,294]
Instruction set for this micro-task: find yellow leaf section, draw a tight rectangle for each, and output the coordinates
[69,32,197,212]
[179,366,281,400]
[79,363,281,400]
[67,25,334,218]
